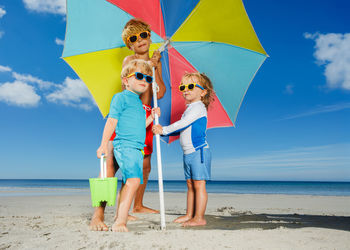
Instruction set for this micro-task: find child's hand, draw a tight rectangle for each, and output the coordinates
[150,50,161,68]
[96,145,108,158]
[152,124,163,134]
[151,107,161,119]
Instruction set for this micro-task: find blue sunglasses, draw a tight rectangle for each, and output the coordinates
[127,72,153,84]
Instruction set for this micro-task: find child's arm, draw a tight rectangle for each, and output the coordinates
[156,106,203,136]
[97,92,124,158]
[151,51,166,99]
[152,124,163,134]
[146,107,161,127]
[97,118,118,158]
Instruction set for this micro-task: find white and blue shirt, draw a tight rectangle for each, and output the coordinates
[162,101,209,155]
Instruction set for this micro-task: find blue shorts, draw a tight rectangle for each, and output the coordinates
[114,146,143,184]
[183,148,211,180]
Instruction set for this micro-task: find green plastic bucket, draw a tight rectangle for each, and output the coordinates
[89,155,118,207]
[89,177,118,207]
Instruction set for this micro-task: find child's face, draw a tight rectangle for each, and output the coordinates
[123,67,151,95]
[128,31,151,54]
[181,76,207,104]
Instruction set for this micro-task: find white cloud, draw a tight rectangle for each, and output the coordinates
[55,38,64,46]
[305,32,350,91]
[0,31,4,39]
[23,0,66,15]
[0,7,6,18]
[0,65,12,72]
[46,77,95,110]
[12,72,54,90]
[0,65,95,110]
[0,80,41,107]
[284,84,294,94]
[279,102,350,120]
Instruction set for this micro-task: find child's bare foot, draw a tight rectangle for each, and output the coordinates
[133,206,159,214]
[89,214,108,231]
[128,215,137,221]
[113,214,138,221]
[112,222,129,232]
[182,217,206,227]
[173,215,192,223]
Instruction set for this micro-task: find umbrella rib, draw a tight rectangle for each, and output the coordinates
[170,41,268,57]
[232,56,267,125]
[240,1,267,56]
[168,0,202,41]
[159,0,164,38]
[166,48,199,74]
[162,49,171,90]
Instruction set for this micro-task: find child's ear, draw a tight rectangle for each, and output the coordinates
[122,77,129,87]
[201,89,207,97]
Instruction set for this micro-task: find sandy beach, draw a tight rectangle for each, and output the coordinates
[1,191,350,249]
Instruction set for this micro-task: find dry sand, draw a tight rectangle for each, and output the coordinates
[1,191,350,249]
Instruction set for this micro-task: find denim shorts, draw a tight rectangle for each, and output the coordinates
[114,146,143,184]
[183,148,211,180]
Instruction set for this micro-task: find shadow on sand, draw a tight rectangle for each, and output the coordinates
[169,212,350,231]
[96,210,350,232]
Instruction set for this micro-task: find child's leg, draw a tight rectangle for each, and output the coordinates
[106,141,117,174]
[114,182,137,221]
[174,179,195,223]
[89,146,117,231]
[182,180,207,227]
[133,154,159,213]
[112,178,141,232]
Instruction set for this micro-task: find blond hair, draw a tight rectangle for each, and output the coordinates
[181,72,215,109]
[121,59,152,79]
[122,18,151,49]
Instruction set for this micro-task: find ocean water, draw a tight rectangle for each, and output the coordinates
[1,179,350,197]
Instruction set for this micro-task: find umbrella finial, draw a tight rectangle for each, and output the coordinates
[159,39,171,53]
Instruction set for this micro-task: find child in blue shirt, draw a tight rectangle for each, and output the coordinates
[96,59,159,232]
[153,72,214,227]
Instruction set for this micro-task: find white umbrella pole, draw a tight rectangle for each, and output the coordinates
[100,155,106,179]
[152,66,166,230]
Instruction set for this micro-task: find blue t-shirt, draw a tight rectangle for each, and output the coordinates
[109,90,146,149]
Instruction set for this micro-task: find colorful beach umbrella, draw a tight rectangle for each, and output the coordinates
[62,0,267,229]
[62,0,267,143]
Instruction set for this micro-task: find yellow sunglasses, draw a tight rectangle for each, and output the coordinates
[179,83,204,92]
[127,31,150,43]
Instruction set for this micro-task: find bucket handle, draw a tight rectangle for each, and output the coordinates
[100,154,107,179]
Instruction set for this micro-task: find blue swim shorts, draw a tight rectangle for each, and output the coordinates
[114,146,143,184]
[183,148,211,180]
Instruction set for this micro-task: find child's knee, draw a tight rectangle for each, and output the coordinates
[125,178,141,188]
[186,180,194,189]
[193,180,206,189]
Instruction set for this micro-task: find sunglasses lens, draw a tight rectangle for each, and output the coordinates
[129,36,137,43]
[140,32,149,39]
[179,85,186,91]
[145,76,153,83]
[188,84,195,90]
[135,72,144,80]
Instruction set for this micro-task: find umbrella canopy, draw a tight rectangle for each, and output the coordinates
[63,0,267,143]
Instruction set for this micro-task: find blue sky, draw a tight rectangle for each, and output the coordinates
[0,0,349,181]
